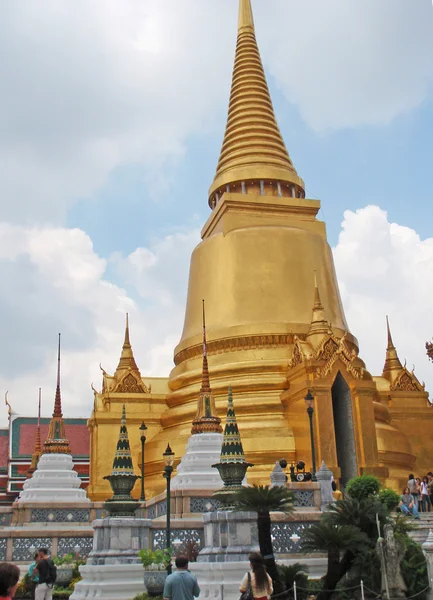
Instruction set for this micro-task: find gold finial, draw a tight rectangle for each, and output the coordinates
[124,312,131,347]
[382,316,403,382]
[308,271,329,339]
[43,335,71,454]
[386,315,394,349]
[115,313,140,375]
[191,300,222,435]
[238,0,254,31]
[208,0,304,207]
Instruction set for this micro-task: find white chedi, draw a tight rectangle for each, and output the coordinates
[18,453,90,503]
[171,432,223,491]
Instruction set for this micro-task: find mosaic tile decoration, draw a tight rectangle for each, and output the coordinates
[271,522,314,553]
[0,513,12,526]
[292,490,315,507]
[58,537,93,559]
[13,538,52,562]
[0,539,6,561]
[190,497,221,513]
[30,509,91,523]
[152,529,204,551]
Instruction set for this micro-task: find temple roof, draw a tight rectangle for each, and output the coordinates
[208,0,304,205]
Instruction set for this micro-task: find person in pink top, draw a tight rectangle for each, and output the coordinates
[0,563,20,599]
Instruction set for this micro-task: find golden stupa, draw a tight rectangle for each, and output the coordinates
[87,0,433,501]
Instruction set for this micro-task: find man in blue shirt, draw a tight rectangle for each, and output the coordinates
[163,556,200,600]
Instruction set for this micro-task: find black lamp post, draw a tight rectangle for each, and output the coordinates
[139,421,147,502]
[163,443,175,575]
[305,390,317,482]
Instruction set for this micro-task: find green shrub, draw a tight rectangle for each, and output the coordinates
[132,594,162,600]
[138,549,171,569]
[345,475,381,501]
[378,487,401,511]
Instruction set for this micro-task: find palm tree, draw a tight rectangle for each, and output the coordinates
[232,485,294,593]
[324,495,389,539]
[278,563,308,599]
[302,521,369,600]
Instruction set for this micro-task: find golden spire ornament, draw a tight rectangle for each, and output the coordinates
[208,0,304,207]
[43,334,71,454]
[191,300,222,434]
[115,313,140,374]
[382,316,403,382]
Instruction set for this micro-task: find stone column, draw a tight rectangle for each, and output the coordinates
[316,461,334,511]
[198,510,259,562]
[71,517,152,600]
[422,529,433,600]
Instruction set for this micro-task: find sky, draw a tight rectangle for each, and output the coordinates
[0,0,432,423]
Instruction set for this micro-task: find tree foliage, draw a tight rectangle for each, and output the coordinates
[378,487,401,511]
[300,475,427,600]
[232,484,294,514]
[344,474,381,500]
[232,485,294,595]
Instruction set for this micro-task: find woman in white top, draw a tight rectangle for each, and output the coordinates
[421,476,432,513]
[240,552,273,600]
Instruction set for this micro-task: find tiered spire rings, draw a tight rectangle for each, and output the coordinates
[208,0,304,207]
[191,300,222,434]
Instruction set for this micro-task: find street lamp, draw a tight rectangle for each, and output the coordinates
[163,443,175,575]
[304,390,317,482]
[139,422,147,502]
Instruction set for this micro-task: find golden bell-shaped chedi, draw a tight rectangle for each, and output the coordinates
[88,0,433,499]
[143,0,431,494]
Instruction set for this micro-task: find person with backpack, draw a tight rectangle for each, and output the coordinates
[35,548,56,600]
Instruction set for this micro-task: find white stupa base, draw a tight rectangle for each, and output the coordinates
[71,564,144,599]
[190,558,327,600]
[18,453,90,503]
[171,433,223,491]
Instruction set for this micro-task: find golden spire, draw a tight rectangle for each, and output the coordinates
[116,313,140,374]
[382,316,403,382]
[28,389,42,477]
[43,334,71,454]
[191,300,222,435]
[308,272,330,339]
[208,0,304,207]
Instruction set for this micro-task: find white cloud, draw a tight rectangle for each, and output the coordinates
[0,222,198,424]
[1,207,431,427]
[257,0,433,131]
[1,1,432,222]
[333,205,433,392]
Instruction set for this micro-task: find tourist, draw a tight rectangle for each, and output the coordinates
[35,549,56,600]
[427,472,433,506]
[28,552,40,600]
[421,477,432,513]
[407,474,419,509]
[0,562,20,599]
[163,555,200,600]
[400,487,419,518]
[240,552,273,600]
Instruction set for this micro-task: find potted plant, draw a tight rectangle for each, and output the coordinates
[139,549,171,597]
[53,554,75,587]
